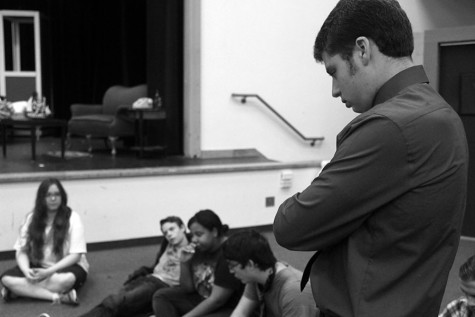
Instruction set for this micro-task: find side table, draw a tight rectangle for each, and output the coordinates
[1,117,67,160]
[126,108,167,158]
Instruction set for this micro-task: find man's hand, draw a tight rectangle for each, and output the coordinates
[124,266,150,285]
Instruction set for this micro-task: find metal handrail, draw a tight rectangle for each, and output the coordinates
[231,93,324,146]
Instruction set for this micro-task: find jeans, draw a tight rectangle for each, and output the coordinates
[152,287,234,317]
[79,275,168,317]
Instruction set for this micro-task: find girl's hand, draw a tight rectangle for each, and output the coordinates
[180,243,196,262]
[30,268,52,282]
[24,268,37,282]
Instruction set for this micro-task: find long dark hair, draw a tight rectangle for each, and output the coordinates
[26,178,72,264]
[187,209,229,237]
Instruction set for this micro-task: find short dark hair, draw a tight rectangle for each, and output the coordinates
[314,0,413,62]
[459,255,475,282]
[160,216,184,228]
[223,230,276,270]
[187,209,229,237]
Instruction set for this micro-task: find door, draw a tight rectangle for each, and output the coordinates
[439,42,475,238]
[0,10,42,102]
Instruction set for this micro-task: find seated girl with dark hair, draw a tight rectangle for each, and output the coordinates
[1,178,89,305]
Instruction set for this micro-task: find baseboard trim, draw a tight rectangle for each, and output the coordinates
[2,226,471,261]
[0,224,274,261]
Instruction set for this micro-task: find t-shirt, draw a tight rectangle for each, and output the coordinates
[14,211,89,272]
[152,243,186,286]
[243,263,317,317]
[190,245,243,307]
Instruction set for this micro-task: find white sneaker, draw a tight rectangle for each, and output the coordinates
[57,289,78,306]
[1,287,11,302]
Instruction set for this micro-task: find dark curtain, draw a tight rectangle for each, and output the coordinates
[2,0,184,155]
[1,0,147,119]
[146,0,183,155]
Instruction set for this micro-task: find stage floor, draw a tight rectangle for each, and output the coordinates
[0,136,274,175]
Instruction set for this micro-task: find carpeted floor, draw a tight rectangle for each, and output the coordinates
[0,228,312,317]
[0,230,473,317]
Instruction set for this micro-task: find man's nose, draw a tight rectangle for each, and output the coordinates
[332,80,341,98]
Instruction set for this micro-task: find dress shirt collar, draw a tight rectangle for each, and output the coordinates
[373,65,429,107]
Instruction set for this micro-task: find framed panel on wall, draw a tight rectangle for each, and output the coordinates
[0,10,42,102]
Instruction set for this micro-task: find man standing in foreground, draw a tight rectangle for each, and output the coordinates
[273,0,469,316]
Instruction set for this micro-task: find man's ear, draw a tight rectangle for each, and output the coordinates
[247,259,258,268]
[355,36,371,65]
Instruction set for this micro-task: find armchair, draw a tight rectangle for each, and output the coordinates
[68,84,147,155]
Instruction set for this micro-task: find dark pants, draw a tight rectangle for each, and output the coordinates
[78,275,168,317]
[152,287,234,317]
[1,264,87,290]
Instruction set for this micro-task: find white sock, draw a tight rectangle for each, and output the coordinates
[51,293,61,304]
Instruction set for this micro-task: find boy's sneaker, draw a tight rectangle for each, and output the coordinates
[1,287,11,302]
[59,289,79,306]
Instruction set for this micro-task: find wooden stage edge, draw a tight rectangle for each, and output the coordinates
[0,160,321,184]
